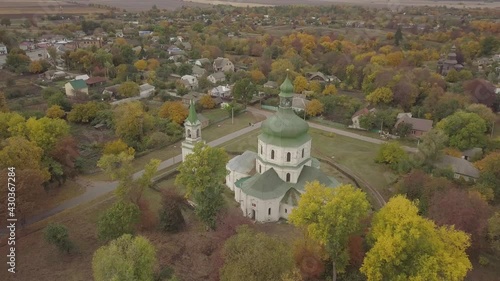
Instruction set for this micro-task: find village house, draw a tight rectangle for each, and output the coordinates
[210,85,232,98]
[213,57,234,72]
[181,75,199,90]
[0,44,7,55]
[306,71,341,83]
[65,80,89,96]
[195,58,210,67]
[394,116,433,138]
[19,41,35,51]
[208,72,226,84]
[263,81,278,89]
[85,76,107,88]
[191,65,206,78]
[42,70,68,81]
[435,155,480,182]
[349,108,376,130]
[182,92,202,105]
[139,83,155,98]
[461,147,483,161]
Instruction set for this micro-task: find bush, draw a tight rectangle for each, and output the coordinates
[97,201,140,241]
[158,190,186,233]
[479,256,490,266]
[146,132,169,149]
[44,223,74,253]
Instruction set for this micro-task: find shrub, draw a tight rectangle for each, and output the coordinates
[97,201,140,241]
[158,190,186,233]
[44,223,74,253]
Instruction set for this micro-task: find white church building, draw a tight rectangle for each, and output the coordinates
[225,76,340,222]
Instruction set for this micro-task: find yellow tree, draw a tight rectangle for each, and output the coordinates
[199,95,215,109]
[29,60,43,73]
[322,84,338,95]
[134,60,147,71]
[309,81,322,94]
[147,59,160,71]
[249,69,266,84]
[289,181,370,281]
[294,75,308,93]
[366,87,393,105]
[158,101,188,125]
[103,139,135,156]
[46,105,65,119]
[305,99,324,117]
[118,81,140,98]
[361,196,472,281]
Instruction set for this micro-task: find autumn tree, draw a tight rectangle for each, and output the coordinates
[437,111,487,150]
[375,141,408,171]
[199,94,215,109]
[44,223,74,253]
[103,139,132,155]
[361,196,472,281]
[309,80,322,94]
[322,84,338,95]
[158,101,189,125]
[175,142,229,230]
[159,190,186,233]
[488,212,500,253]
[394,26,403,46]
[134,59,147,71]
[289,181,370,281]
[249,69,266,84]
[113,101,153,147]
[28,60,43,73]
[97,201,140,241]
[25,117,70,152]
[147,58,159,71]
[294,75,308,93]
[50,136,80,180]
[475,152,500,201]
[221,225,295,281]
[305,99,324,117]
[366,87,393,105]
[465,103,496,131]
[45,105,65,119]
[232,78,257,105]
[92,234,156,281]
[0,91,8,112]
[67,101,108,123]
[118,81,140,98]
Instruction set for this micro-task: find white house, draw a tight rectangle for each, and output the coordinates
[181,75,198,90]
[74,74,90,81]
[213,57,234,72]
[210,85,231,98]
[207,72,226,84]
[0,44,7,55]
[225,76,339,222]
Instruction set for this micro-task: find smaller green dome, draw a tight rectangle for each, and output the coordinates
[279,75,294,98]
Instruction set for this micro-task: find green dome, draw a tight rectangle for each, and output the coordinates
[261,109,309,139]
[279,76,294,98]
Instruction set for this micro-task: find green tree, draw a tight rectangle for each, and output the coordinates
[437,111,487,150]
[175,142,229,229]
[445,69,460,83]
[25,117,70,152]
[232,78,257,105]
[394,26,403,46]
[361,195,472,281]
[92,234,156,281]
[289,181,370,281]
[1,18,11,27]
[118,81,140,98]
[480,36,499,56]
[465,103,496,131]
[488,212,500,253]
[475,152,500,201]
[416,128,448,167]
[67,101,108,123]
[97,201,140,241]
[375,141,408,171]
[113,101,154,148]
[44,223,74,253]
[221,225,295,281]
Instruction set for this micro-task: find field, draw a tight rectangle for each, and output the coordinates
[0,0,109,16]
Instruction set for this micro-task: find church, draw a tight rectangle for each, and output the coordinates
[225,76,340,222]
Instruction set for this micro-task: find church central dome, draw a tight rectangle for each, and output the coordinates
[261,109,309,138]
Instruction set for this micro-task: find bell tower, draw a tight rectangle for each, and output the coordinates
[182,100,203,161]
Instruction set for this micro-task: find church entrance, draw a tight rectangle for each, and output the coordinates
[251,209,255,219]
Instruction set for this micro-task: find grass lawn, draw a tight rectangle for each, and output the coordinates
[201,108,228,122]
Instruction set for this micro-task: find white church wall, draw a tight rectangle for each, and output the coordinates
[258,139,312,167]
[279,203,295,219]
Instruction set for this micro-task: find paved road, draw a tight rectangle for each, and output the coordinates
[25,107,415,226]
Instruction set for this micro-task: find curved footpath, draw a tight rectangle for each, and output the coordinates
[24,107,411,227]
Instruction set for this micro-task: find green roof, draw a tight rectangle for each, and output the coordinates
[186,100,199,124]
[279,75,294,98]
[238,166,339,201]
[69,79,88,90]
[261,108,310,140]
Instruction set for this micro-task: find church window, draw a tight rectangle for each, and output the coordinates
[197,129,200,138]
[187,129,191,138]
[286,152,291,162]
[286,173,290,182]
[260,145,263,155]
[302,148,304,158]
[271,150,275,159]
[268,208,271,215]
[259,165,262,173]
[285,209,288,214]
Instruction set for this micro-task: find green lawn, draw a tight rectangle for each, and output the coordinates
[202,110,265,142]
[201,108,228,122]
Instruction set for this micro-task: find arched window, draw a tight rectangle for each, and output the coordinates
[286,152,291,162]
[268,208,271,215]
[197,129,200,138]
[260,145,263,155]
[286,173,290,182]
[285,209,288,214]
[302,148,304,158]
[271,150,275,159]
[187,129,191,138]
[259,165,262,173]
